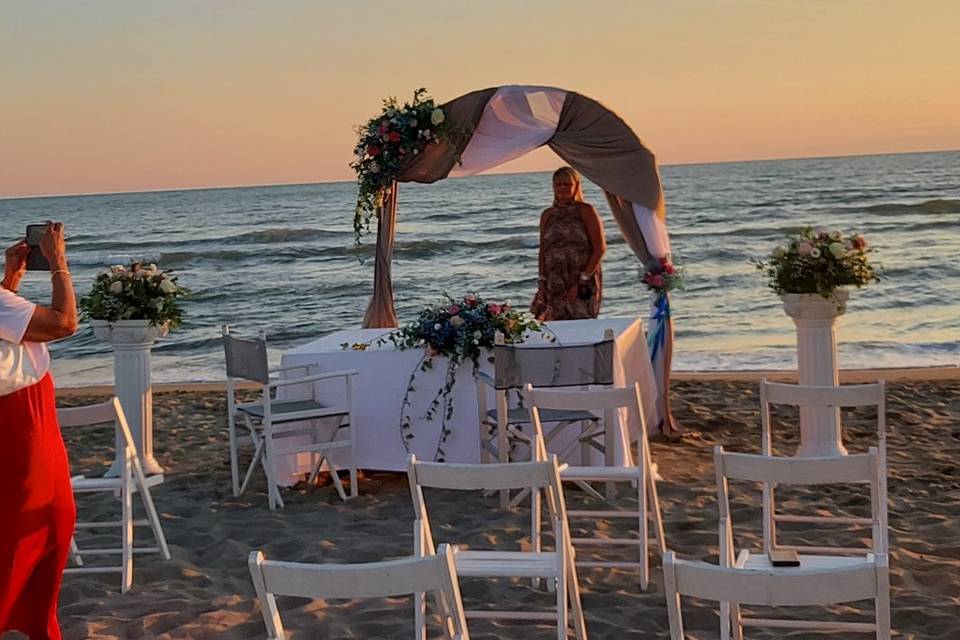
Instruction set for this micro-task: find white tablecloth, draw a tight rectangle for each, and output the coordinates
[275,317,658,482]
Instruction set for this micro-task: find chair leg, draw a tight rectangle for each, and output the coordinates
[121,460,134,594]
[638,469,650,591]
[646,445,667,554]
[876,560,891,640]
[326,458,348,502]
[731,602,744,640]
[556,562,569,640]
[532,487,542,589]
[69,536,83,567]
[129,447,172,561]
[228,412,241,497]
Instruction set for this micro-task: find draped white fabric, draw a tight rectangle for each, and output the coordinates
[451,85,566,176]
[632,203,672,258]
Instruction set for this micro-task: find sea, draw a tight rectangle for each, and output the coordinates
[2,150,958,386]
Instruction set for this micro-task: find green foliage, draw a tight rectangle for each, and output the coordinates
[755,227,879,298]
[79,261,189,328]
[350,88,471,245]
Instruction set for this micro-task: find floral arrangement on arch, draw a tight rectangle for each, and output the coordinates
[755,227,879,298]
[642,256,685,295]
[344,293,542,462]
[79,261,189,328]
[350,88,468,244]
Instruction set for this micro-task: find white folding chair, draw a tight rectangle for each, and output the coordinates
[476,330,615,508]
[249,544,469,640]
[407,455,587,640]
[223,325,358,510]
[714,445,890,639]
[760,380,889,554]
[59,398,171,593]
[662,550,891,640]
[527,383,666,590]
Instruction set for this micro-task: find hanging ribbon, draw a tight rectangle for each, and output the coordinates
[646,291,670,432]
[647,291,670,362]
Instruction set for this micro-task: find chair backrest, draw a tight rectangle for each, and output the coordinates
[222,325,270,385]
[249,544,469,640]
[57,397,140,458]
[406,454,568,558]
[662,549,885,612]
[492,329,615,390]
[525,382,647,466]
[714,446,886,554]
[760,379,886,455]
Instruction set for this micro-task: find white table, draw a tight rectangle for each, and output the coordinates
[276,317,658,482]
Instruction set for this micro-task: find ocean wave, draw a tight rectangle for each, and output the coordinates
[855,198,960,215]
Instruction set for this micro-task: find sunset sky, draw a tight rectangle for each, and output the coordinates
[2,1,958,198]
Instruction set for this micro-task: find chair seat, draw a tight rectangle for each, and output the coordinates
[486,407,599,425]
[452,549,561,579]
[737,550,874,572]
[238,399,347,422]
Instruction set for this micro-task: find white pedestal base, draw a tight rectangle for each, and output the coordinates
[782,290,849,457]
[91,320,168,477]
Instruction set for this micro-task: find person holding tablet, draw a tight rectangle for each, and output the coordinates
[0,221,78,640]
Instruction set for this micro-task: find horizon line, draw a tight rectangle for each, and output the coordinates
[3,147,957,202]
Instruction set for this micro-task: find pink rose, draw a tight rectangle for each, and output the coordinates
[488,303,501,314]
[798,242,813,256]
[648,274,666,288]
[447,305,460,314]
[851,235,867,250]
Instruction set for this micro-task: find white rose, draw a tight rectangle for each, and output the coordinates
[810,247,822,258]
[829,242,845,258]
[433,323,441,330]
[449,316,465,328]
[772,245,786,259]
[159,278,178,294]
[109,281,123,294]
[430,108,445,126]
[829,230,843,241]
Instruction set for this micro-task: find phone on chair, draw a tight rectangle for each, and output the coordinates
[25,224,50,271]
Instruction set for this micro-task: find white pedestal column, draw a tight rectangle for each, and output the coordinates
[92,320,169,477]
[781,290,848,457]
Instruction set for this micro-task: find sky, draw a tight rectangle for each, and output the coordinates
[2,1,958,199]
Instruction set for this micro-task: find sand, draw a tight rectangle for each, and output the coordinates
[42,377,960,639]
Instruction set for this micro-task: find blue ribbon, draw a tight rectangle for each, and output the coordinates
[647,291,670,363]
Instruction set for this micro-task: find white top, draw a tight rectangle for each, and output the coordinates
[0,287,49,397]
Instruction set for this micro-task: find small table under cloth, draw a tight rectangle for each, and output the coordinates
[273,317,659,485]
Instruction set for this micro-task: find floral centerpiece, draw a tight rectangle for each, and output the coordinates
[755,227,879,299]
[641,256,685,295]
[350,88,469,244]
[80,261,189,328]
[346,293,542,462]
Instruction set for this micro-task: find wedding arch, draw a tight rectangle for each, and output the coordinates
[357,85,677,432]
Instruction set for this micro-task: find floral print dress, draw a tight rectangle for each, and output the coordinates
[530,204,602,321]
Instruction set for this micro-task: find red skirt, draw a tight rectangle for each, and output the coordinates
[0,373,76,640]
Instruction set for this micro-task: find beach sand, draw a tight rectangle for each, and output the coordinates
[49,377,959,639]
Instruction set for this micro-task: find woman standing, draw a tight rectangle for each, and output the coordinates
[0,222,78,640]
[530,167,606,321]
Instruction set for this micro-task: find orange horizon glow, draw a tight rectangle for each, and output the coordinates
[2,1,958,199]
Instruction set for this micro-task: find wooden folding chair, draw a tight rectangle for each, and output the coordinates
[249,544,469,640]
[662,550,891,640]
[60,398,171,593]
[527,383,666,590]
[760,380,889,554]
[476,330,615,508]
[223,325,358,509]
[713,445,890,639]
[407,455,586,640]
